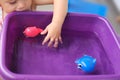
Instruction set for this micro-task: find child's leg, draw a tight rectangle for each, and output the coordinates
[117,16,120,23]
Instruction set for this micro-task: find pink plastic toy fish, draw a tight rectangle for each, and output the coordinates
[23,26,43,37]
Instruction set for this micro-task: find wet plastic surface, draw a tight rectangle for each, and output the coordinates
[0,12,120,80]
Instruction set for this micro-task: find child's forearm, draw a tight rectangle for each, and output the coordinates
[52,0,68,26]
[34,0,68,26]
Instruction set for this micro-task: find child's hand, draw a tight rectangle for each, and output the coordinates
[41,22,63,48]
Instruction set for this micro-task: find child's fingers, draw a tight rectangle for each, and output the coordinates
[59,37,63,44]
[41,28,48,35]
[42,35,50,45]
[53,39,59,48]
[48,38,54,47]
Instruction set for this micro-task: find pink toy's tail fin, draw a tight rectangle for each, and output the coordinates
[38,28,43,33]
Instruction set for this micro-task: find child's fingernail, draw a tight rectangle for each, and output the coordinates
[41,32,43,34]
[42,42,44,45]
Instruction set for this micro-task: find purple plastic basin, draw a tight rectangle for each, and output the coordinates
[0,11,120,80]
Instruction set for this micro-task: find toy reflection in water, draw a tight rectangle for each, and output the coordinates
[75,55,96,73]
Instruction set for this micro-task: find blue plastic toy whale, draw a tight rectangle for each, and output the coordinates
[75,55,96,73]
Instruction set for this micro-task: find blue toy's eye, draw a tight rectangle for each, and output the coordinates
[78,64,82,69]
[79,64,82,67]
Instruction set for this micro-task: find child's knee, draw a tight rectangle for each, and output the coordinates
[117,16,120,23]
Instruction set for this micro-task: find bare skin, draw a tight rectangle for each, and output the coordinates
[0,0,68,48]
[117,16,120,23]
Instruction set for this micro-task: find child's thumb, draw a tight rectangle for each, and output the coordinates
[41,29,48,35]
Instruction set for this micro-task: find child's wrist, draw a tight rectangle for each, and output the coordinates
[51,20,63,27]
